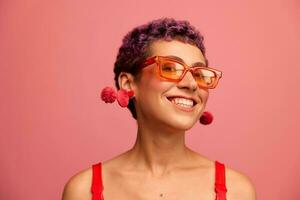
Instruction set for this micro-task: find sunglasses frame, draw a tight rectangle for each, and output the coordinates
[139,55,223,89]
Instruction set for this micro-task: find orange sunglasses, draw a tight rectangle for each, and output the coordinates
[139,56,222,89]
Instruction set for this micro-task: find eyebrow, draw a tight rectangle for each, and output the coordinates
[165,55,207,67]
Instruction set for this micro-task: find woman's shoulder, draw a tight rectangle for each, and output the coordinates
[193,153,256,200]
[62,165,93,200]
[224,163,257,200]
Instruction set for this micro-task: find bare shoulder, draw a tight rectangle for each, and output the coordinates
[62,166,93,200]
[179,150,257,200]
[225,164,257,200]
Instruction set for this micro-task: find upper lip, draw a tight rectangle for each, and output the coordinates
[166,95,199,105]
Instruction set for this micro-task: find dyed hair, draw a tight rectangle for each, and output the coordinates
[113,17,208,120]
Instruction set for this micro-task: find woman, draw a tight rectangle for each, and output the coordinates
[62,17,256,200]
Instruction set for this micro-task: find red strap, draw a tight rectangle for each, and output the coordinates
[91,161,226,200]
[215,161,227,200]
[91,162,104,200]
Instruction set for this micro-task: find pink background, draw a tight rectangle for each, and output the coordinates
[1,0,299,199]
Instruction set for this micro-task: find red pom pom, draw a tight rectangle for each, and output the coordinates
[199,111,213,125]
[117,89,129,107]
[127,90,134,97]
[100,86,117,103]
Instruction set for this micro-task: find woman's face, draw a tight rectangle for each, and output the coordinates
[134,39,209,131]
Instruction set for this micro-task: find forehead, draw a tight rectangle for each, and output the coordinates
[148,39,206,66]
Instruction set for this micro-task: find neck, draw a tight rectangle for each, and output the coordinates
[126,119,195,178]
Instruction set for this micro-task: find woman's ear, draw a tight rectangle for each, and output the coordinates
[118,72,136,92]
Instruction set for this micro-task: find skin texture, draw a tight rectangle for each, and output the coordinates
[62,40,257,200]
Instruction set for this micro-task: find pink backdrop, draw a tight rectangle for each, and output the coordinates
[1,0,299,199]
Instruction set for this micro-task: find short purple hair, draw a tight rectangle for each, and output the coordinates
[113,17,208,120]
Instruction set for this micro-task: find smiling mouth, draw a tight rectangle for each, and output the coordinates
[166,97,197,112]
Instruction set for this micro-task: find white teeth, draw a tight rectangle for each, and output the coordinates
[170,97,194,108]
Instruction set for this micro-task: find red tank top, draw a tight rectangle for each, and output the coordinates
[91,160,227,200]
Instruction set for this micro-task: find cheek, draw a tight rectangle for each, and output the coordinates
[137,73,173,109]
[202,90,209,101]
[139,68,168,93]
[198,91,209,106]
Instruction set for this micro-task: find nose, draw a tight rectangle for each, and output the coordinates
[177,70,198,91]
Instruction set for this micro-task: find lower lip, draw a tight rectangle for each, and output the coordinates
[166,98,196,112]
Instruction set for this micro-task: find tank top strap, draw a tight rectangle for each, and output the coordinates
[215,161,228,200]
[91,162,104,200]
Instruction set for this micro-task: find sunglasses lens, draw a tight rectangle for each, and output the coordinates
[160,60,217,89]
[193,68,216,88]
[160,61,184,79]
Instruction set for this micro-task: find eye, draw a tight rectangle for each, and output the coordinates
[162,66,175,72]
[162,62,185,71]
[162,63,176,72]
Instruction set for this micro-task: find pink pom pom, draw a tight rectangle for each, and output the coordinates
[199,111,213,125]
[100,86,117,103]
[117,89,129,107]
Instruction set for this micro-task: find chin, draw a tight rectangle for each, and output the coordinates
[155,113,198,132]
[170,118,197,131]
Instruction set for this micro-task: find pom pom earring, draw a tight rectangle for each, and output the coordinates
[101,86,117,103]
[100,86,134,107]
[199,111,213,125]
[116,88,134,107]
